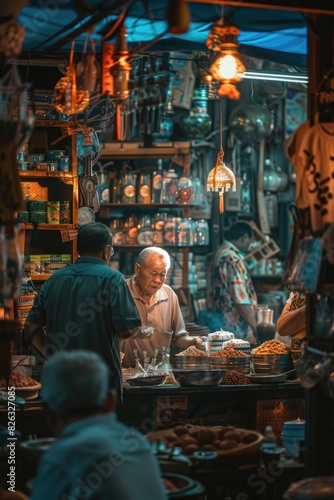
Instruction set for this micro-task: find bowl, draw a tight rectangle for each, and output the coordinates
[172,370,225,387]
[252,353,292,375]
[209,356,250,374]
[173,355,209,370]
[126,375,167,387]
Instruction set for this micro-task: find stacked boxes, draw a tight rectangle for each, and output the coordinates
[24,254,72,275]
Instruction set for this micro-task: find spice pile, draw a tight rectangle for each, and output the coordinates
[253,339,290,355]
[211,348,248,358]
[223,370,251,385]
[178,346,207,357]
[0,372,39,388]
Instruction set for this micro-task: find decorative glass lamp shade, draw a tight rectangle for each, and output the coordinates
[206,22,246,100]
[207,149,236,213]
[210,50,246,99]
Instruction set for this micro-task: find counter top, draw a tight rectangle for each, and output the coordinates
[122,380,302,394]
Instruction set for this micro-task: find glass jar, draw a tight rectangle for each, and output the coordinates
[181,87,212,140]
[161,169,178,203]
[137,215,154,245]
[177,177,194,205]
[154,113,174,143]
[195,219,209,245]
[177,218,194,246]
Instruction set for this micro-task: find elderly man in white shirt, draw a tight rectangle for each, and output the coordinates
[120,247,204,368]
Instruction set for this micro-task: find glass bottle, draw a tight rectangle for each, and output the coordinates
[154,113,174,143]
[161,168,178,203]
[121,168,137,204]
[181,87,212,140]
[152,159,163,203]
[137,215,154,245]
[257,309,276,343]
[137,171,151,204]
[260,425,277,451]
[99,171,110,203]
[241,171,251,214]
[153,212,167,245]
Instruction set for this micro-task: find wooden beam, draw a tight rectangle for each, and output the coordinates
[189,0,334,15]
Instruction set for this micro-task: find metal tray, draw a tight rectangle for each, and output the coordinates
[126,375,167,387]
[248,373,290,383]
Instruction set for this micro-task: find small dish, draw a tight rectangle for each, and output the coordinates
[126,375,167,387]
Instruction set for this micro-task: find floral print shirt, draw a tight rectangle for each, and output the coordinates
[209,241,257,340]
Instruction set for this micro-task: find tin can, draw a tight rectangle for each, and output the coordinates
[17,152,27,161]
[29,201,47,212]
[36,162,48,171]
[18,161,28,170]
[59,201,71,224]
[59,156,70,172]
[47,201,60,224]
[47,162,59,172]
[30,211,47,223]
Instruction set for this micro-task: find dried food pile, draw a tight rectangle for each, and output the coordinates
[147,424,259,455]
[0,372,39,388]
[223,370,251,385]
[253,339,290,355]
[211,348,248,358]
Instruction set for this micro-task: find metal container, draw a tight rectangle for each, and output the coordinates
[173,355,209,370]
[252,353,292,375]
[172,369,225,387]
[209,356,251,374]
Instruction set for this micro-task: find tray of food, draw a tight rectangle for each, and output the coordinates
[147,424,263,467]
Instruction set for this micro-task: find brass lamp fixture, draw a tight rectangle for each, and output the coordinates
[206,19,246,100]
[207,97,236,213]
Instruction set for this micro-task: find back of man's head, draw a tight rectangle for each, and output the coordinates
[225,221,253,242]
[77,222,112,256]
[42,350,109,418]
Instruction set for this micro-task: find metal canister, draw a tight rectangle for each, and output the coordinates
[47,201,60,224]
[47,162,59,172]
[59,156,70,172]
[59,201,71,224]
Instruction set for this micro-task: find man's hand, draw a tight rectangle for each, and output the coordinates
[193,336,205,348]
[248,332,258,347]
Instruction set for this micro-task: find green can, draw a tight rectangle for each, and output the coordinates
[60,201,71,224]
[47,201,60,224]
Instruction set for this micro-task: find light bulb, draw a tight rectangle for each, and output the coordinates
[217,54,237,80]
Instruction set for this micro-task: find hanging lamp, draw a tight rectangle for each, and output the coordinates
[206,10,246,100]
[207,97,236,213]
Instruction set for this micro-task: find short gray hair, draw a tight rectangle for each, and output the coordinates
[41,350,109,417]
[137,246,170,270]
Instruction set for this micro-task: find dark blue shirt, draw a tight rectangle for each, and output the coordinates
[27,257,142,400]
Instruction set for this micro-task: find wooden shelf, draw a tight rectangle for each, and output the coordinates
[19,171,75,180]
[24,224,76,230]
[100,141,191,159]
[34,120,76,127]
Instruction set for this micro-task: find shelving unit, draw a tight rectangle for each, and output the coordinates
[19,120,78,278]
[98,141,200,289]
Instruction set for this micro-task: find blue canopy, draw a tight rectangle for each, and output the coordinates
[18,1,307,68]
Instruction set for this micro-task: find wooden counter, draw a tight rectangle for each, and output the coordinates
[0,382,304,440]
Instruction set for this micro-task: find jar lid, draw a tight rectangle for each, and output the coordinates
[285,477,334,499]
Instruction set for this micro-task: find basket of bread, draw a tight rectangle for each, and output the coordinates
[147,424,263,468]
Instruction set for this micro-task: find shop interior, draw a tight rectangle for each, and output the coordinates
[1,1,334,499]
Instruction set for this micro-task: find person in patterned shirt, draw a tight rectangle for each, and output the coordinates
[208,221,258,345]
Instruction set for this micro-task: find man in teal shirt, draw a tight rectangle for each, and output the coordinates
[25,222,151,401]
